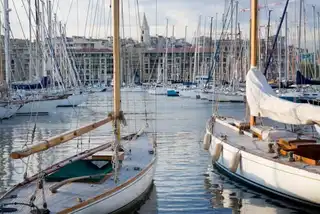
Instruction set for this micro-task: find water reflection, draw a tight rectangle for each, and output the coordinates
[205,163,319,214]
[0,93,319,213]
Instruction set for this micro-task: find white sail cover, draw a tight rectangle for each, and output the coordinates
[246,67,320,125]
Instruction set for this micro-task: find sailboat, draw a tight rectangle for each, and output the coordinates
[0,1,157,213]
[204,0,320,208]
[0,1,22,120]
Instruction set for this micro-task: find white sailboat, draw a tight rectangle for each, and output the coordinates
[0,0,21,120]
[0,100,21,119]
[0,1,157,213]
[204,0,320,208]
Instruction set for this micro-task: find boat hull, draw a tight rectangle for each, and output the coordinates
[167,89,179,97]
[16,98,60,115]
[212,93,244,102]
[209,131,320,207]
[179,90,199,98]
[148,88,167,95]
[71,159,156,214]
[56,93,89,107]
[0,103,21,119]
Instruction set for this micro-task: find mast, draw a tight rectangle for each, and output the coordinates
[313,5,317,77]
[171,25,174,81]
[265,10,272,79]
[230,0,234,83]
[4,0,10,85]
[0,11,3,82]
[249,0,258,126]
[48,0,52,78]
[207,17,213,85]
[113,0,121,138]
[278,18,281,90]
[35,0,40,79]
[28,0,33,80]
[41,0,46,77]
[297,0,302,72]
[164,18,168,84]
[234,0,238,91]
[318,12,320,79]
[183,26,187,81]
[285,12,288,83]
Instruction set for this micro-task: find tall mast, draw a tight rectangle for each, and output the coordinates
[249,0,258,126]
[48,0,52,78]
[113,0,121,138]
[265,10,272,79]
[41,0,46,77]
[28,0,33,80]
[164,18,168,84]
[297,0,302,70]
[208,16,213,85]
[285,12,288,82]
[171,25,174,81]
[313,5,317,77]
[183,25,187,81]
[4,0,10,85]
[0,11,3,82]
[278,18,281,90]
[35,0,40,79]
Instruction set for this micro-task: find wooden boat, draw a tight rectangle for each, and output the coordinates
[0,1,157,213]
[203,0,320,208]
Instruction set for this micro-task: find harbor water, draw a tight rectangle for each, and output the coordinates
[0,92,315,214]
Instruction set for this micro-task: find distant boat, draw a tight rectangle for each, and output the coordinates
[167,89,179,97]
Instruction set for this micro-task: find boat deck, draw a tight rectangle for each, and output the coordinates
[212,117,320,174]
[0,133,155,213]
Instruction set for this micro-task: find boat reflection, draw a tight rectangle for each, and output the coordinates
[204,165,319,214]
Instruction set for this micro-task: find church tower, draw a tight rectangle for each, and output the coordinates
[141,13,151,46]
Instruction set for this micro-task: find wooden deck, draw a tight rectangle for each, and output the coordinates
[212,117,320,174]
[0,133,155,213]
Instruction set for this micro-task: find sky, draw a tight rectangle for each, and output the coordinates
[5,0,320,48]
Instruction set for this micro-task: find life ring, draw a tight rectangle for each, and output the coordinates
[229,151,241,173]
[203,132,212,150]
[212,143,223,162]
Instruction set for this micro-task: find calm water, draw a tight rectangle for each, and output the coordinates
[0,92,315,214]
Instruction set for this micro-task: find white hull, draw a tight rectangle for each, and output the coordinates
[213,93,244,102]
[200,92,212,100]
[56,93,89,107]
[148,87,167,95]
[88,87,106,93]
[121,86,145,92]
[207,118,320,206]
[75,160,156,214]
[0,103,21,119]
[1,131,157,213]
[17,99,60,114]
[179,90,200,98]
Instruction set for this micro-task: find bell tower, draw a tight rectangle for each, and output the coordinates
[141,13,151,46]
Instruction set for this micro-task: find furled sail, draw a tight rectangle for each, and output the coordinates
[246,67,320,125]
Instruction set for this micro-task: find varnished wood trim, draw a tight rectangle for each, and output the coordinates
[57,157,156,214]
[11,116,113,159]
